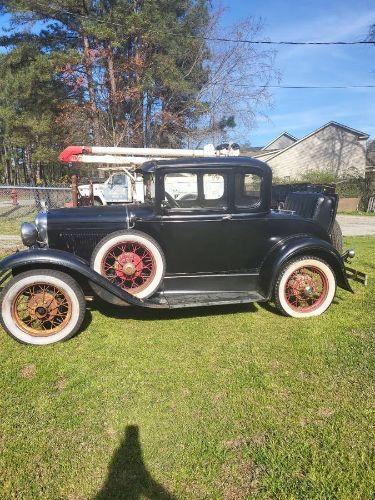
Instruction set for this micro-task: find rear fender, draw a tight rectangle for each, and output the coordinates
[259,236,352,299]
[0,249,159,308]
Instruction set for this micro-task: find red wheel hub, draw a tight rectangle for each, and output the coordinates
[284,266,328,312]
[101,242,156,293]
[115,252,144,279]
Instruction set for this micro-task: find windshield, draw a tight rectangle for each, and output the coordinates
[143,173,155,204]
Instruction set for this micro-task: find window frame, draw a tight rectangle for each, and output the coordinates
[234,172,263,211]
[159,168,229,214]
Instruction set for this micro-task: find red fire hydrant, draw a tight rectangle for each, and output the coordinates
[10,188,19,206]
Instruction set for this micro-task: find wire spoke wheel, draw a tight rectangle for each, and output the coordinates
[284,265,329,312]
[275,257,336,318]
[101,241,156,294]
[12,283,72,337]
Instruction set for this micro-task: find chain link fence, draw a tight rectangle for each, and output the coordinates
[0,185,71,210]
[0,186,72,236]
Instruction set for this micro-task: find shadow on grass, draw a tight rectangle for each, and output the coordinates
[0,205,35,219]
[92,299,258,322]
[96,425,176,500]
[257,300,283,316]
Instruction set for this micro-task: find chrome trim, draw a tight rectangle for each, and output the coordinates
[125,205,130,229]
[21,222,38,247]
[35,211,48,246]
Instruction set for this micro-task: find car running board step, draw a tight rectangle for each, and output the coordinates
[164,291,266,308]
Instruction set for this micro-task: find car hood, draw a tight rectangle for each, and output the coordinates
[45,203,154,229]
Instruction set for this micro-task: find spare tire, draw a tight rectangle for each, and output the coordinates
[330,219,343,253]
[90,230,165,304]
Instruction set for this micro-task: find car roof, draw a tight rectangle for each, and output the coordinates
[137,156,271,174]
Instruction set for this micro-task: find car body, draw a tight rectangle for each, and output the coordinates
[0,157,365,345]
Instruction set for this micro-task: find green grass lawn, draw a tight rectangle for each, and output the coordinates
[0,236,374,499]
[0,206,37,236]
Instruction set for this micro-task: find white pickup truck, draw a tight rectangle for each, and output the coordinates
[78,171,140,205]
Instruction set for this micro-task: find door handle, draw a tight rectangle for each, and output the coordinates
[222,214,232,221]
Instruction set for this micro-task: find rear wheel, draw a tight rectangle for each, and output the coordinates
[0,269,86,345]
[330,219,343,253]
[274,256,336,318]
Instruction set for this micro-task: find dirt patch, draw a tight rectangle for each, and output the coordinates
[224,433,267,450]
[317,408,335,418]
[54,377,68,391]
[20,364,36,379]
[105,427,116,439]
[219,458,263,499]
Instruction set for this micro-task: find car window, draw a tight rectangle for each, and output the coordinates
[235,173,262,209]
[203,174,227,208]
[164,173,198,208]
[112,174,127,186]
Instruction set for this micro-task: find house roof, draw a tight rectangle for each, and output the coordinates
[262,121,370,162]
[262,131,298,150]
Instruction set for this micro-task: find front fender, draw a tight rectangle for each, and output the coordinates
[0,248,159,308]
[259,236,352,299]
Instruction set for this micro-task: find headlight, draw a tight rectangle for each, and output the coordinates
[35,211,48,245]
[21,222,38,247]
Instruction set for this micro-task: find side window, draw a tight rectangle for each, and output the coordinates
[203,174,227,208]
[164,173,198,208]
[235,173,262,209]
[112,174,126,186]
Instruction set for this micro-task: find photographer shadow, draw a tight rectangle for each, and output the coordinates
[96,425,176,500]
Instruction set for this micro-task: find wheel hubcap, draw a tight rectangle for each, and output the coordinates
[284,266,329,312]
[12,284,72,336]
[102,242,156,293]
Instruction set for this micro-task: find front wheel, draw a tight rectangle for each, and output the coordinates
[274,256,336,318]
[0,269,86,345]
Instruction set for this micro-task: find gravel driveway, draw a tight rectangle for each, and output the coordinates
[336,215,375,236]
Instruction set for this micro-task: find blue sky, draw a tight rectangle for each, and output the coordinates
[215,0,375,146]
[1,2,374,147]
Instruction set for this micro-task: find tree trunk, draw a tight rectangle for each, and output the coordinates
[24,146,34,185]
[83,34,100,144]
[145,92,152,147]
[106,43,119,133]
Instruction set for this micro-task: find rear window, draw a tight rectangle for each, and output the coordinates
[235,173,262,209]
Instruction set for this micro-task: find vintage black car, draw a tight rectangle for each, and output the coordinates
[0,157,365,345]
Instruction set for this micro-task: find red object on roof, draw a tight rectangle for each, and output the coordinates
[59,146,92,163]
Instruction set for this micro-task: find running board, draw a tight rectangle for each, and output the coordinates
[163,291,266,309]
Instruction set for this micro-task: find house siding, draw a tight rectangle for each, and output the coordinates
[267,124,367,179]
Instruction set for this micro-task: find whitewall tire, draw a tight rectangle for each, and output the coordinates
[274,256,336,318]
[0,269,86,345]
[91,230,165,301]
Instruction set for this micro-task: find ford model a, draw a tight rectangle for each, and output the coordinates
[0,157,367,345]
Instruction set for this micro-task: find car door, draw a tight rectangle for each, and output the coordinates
[157,169,234,275]
[102,173,129,203]
[227,169,271,272]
